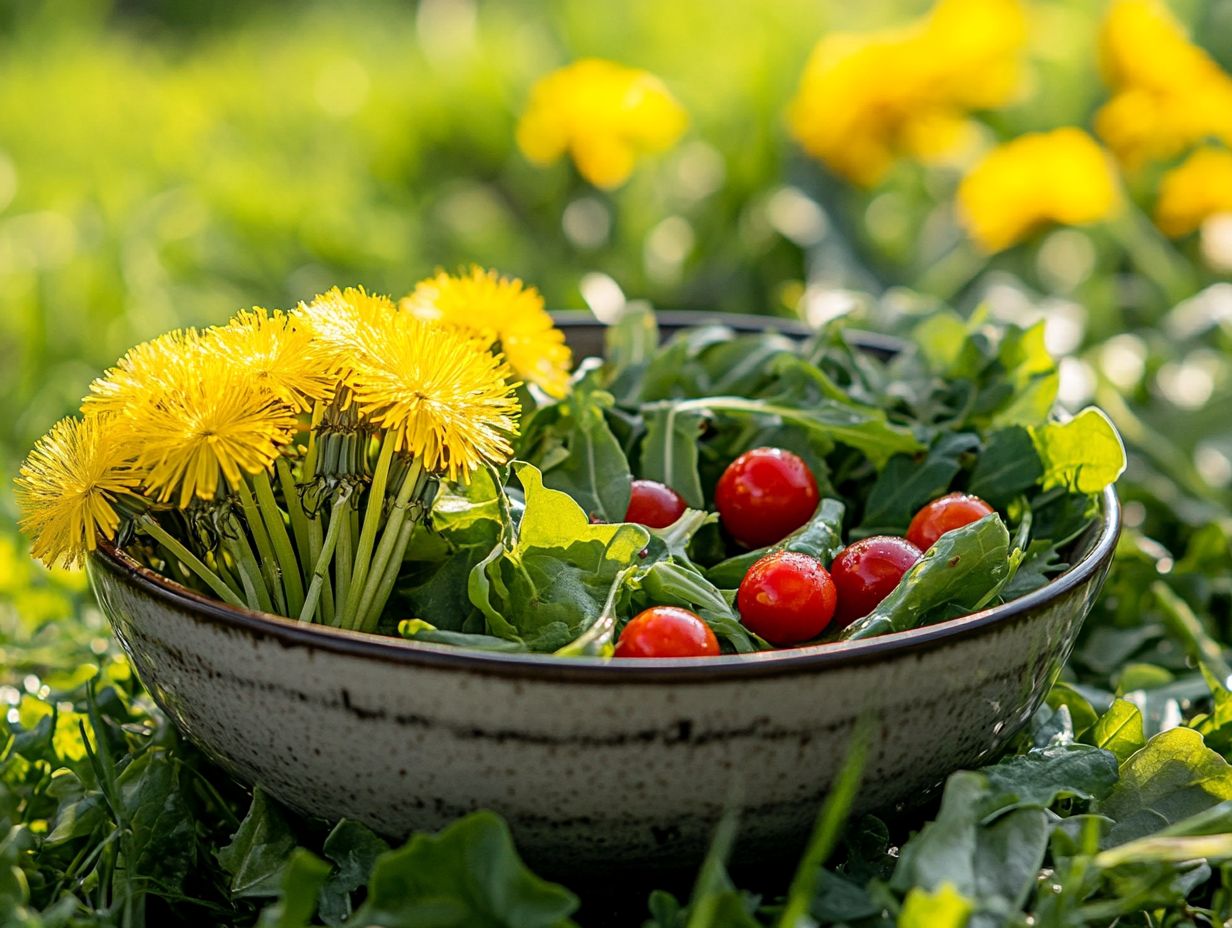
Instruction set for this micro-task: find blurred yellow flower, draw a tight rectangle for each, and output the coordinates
[15,416,138,569]
[346,311,520,482]
[1155,147,1232,237]
[1096,0,1232,168]
[957,129,1120,252]
[788,0,1027,186]
[516,58,688,189]
[402,266,572,398]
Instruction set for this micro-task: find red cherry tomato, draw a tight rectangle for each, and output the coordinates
[830,536,922,626]
[614,606,720,658]
[736,551,837,646]
[715,448,820,548]
[624,479,688,528]
[906,492,995,551]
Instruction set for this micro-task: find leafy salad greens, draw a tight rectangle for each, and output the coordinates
[396,307,1126,654]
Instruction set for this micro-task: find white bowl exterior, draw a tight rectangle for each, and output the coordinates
[90,553,1105,872]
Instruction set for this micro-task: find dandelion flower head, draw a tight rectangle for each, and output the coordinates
[129,353,300,508]
[517,58,688,189]
[82,329,208,419]
[402,266,572,398]
[345,311,520,482]
[207,307,335,412]
[957,128,1120,252]
[1155,146,1232,238]
[1096,0,1232,167]
[15,416,139,569]
[295,287,399,377]
[789,0,1026,186]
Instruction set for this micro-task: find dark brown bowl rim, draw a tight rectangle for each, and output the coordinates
[89,311,1122,683]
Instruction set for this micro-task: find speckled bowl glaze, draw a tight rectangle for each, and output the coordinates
[87,313,1120,874]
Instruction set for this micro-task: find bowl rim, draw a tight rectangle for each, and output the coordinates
[89,311,1122,683]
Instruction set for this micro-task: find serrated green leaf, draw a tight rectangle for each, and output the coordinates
[540,384,632,522]
[318,820,391,926]
[1031,407,1127,495]
[469,463,649,650]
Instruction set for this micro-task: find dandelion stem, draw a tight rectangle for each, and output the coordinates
[333,502,353,628]
[225,518,273,613]
[354,461,428,632]
[299,490,350,624]
[233,478,286,615]
[254,469,305,616]
[1108,207,1197,309]
[343,433,396,627]
[233,555,263,611]
[357,511,419,633]
[136,515,244,608]
[301,483,335,626]
[303,401,324,479]
[276,456,312,585]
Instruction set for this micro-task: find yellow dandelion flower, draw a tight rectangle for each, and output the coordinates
[82,329,207,418]
[957,128,1120,253]
[516,58,688,189]
[1155,147,1232,237]
[130,356,300,509]
[789,0,1026,186]
[15,416,139,569]
[345,312,520,482]
[207,307,335,412]
[1095,0,1232,167]
[295,287,398,375]
[401,266,572,398]
[925,0,1027,110]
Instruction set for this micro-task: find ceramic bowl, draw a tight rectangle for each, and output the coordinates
[88,312,1120,874]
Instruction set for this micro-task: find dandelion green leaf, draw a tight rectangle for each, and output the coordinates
[1098,728,1232,846]
[1093,699,1146,764]
[350,811,579,928]
[218,788,297,899]
[1031,407,1127,495]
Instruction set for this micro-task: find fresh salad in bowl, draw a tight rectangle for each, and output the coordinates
[15,268,1125,658]
[399,300,1125,657]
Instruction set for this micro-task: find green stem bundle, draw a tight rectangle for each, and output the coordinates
[233,480,286,614]
[254,470,305,616]
[137,514,244,608]
[300,490,351,624]
[133,419,435,633]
